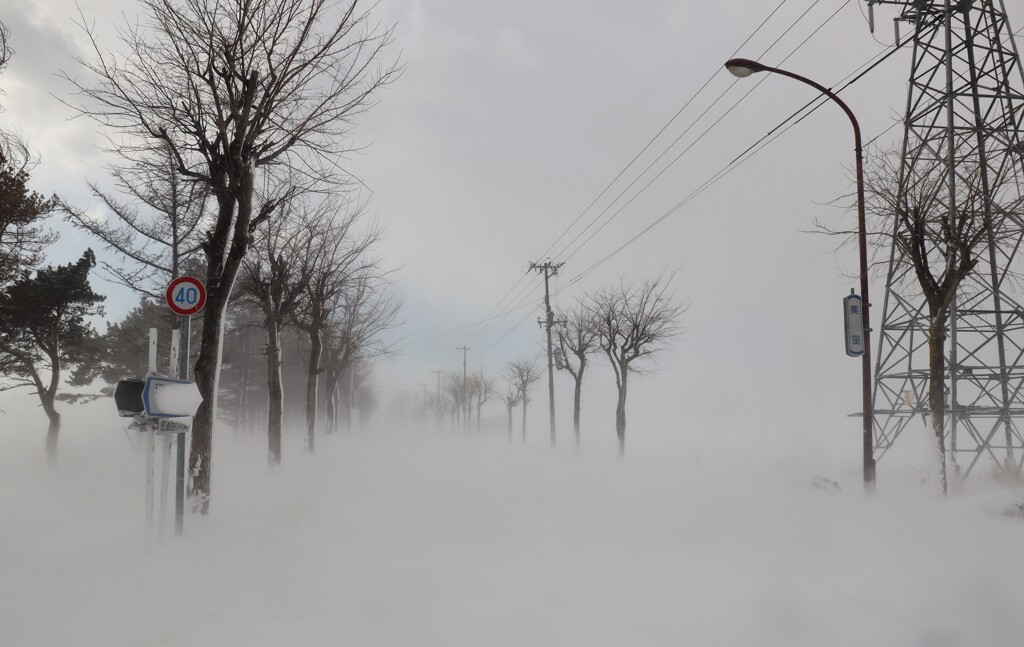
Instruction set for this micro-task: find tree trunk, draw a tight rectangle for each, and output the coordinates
[507,404,513,442]
[42,396,61,462]
[324,368,339,434]
[476,402,482,432]
[615,377,628,457]
[265,318,283,465]
[573,375,583,451]
[189,297,228,514]
[235,327,251,434]
[521,401,527,443]
[341,366,354,431]
[305,325,322,452]
[190,172,251,514]
[928,314,949,495]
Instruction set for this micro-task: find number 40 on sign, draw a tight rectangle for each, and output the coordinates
[166,276,207,316]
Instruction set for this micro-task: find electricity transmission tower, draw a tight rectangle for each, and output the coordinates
[868,0,1024,476]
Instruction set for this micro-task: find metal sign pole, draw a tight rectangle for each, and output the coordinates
[145,328,157,547]
[145,422,155,547]
[159,432,171,538]
[175,314,190,537]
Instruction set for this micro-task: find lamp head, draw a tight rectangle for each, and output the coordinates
[725,58,767,78]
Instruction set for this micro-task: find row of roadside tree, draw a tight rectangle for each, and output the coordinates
[0,0,400,513]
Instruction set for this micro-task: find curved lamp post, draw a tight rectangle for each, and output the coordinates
[724,57,876,491]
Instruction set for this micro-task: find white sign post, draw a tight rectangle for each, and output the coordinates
[145,328,158,547]
[165,276,205,537]
[116,279,206,542]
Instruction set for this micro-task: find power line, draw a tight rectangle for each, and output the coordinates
[474,308,538,360]
[401,297,540,345]
[556,0,853,265]
[466,274,543,345]
[469,1,847,352]
[533,0,796,262]
[406,0,873,355]
[456,0,802,354]
[555,28,914,296]
[551,0,831,263]
[465,5,958,358]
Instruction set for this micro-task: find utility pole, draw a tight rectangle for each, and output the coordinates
[456,346,470,428]
[530,260,565,447]
[456,346,470,383]
[431,369,444,429]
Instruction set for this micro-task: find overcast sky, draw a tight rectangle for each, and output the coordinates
[3,0,1022,457]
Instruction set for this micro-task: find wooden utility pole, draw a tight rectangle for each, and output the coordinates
[456,346,470,382]
[456,346,470,427]
[530,260,564,447]
[431,369,444,428]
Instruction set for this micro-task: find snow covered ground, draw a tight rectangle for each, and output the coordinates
[3,400,1024,647]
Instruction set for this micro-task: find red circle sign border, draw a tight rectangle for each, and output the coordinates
[166,276,207,316]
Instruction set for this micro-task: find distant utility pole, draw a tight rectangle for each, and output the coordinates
[456,346,470,383]
[530,260,565,447]
[456,346,470,427]
[431,369,444,428]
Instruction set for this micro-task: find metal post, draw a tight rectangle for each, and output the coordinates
[145,423,155,546]
[456,346,470,429]
[175,315,190,536]
[347,362,355,431]
[530,261,564,447]
[148,328,158,375]
[158,433,171,538]
[545,299,555,447]
[145,327,157,545]
[724,58,875,489]
[432,369,443,430]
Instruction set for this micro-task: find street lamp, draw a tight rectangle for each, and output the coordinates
[724,57,876,491]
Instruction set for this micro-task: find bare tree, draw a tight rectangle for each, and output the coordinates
[0,19,11,75]
[555,298,601,449]
[853,142,1024,494]
[62,0,399,510]
[471,370,496,432]
[498,385,523,442]
[321,268,402,433]
[432,392,453,430]
[60,142,209,298]
[295,199,381,451]
[0,20,58,305]
[220,303,263,435]
[443,371,467,431]
[592,273,685,455]
[505,357,542,443]
[237,198,320,464]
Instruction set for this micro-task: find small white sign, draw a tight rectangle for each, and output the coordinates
[142,377,203,418]
[844,293,865,357]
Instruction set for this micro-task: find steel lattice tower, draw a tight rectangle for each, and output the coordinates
[868,0,1024,476]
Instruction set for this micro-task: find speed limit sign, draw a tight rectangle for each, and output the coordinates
[166,276,207,316]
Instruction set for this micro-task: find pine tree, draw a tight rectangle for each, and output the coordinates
[0,250,105,459]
